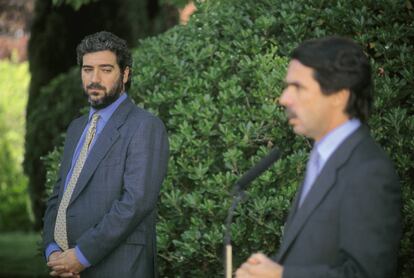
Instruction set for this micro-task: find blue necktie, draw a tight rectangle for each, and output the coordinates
[299,148,320,207]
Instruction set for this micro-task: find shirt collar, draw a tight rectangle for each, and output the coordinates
[88,93,127,124]
[314,118,361,166]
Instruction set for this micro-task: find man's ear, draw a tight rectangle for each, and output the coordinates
[122,66,130,84]
[334,89,350,109]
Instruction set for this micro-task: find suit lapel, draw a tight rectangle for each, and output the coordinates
[58,116,88,197]
[282,183,302,234]
[275,125,370,262]
[68,97,135,206]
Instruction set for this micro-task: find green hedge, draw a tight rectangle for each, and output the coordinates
[44,0,413,276]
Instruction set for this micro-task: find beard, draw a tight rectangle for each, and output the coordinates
[84,75,124,109]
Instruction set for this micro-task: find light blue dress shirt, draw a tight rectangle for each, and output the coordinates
[46,93,127,267]
[299,118,361,206]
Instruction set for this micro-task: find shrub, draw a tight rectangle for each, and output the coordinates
[27,68,85,155]
[132,12,298,278]
[0,117,31,231]
[0,60,32,231]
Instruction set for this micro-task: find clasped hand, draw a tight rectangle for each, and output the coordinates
[47,249,84,277]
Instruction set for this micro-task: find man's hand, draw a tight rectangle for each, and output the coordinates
[48,251,62,263]
[235,253,284,278]
[47,249,84,277]
[48,251,74,277]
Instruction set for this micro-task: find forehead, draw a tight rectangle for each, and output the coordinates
[285,59,316,83]
[82,50,117,66]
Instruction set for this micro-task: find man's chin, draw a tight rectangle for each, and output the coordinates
[88,93,121,110]
[88,98,107,109]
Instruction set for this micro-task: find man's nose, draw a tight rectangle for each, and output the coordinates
[279,89,290,107]
[91,70,101,83]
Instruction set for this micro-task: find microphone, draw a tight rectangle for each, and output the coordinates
[234,147,280,192]
[225,147,280,277]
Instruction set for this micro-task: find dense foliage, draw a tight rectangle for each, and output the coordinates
[44,0,413,276]
[130,0,413,276]
[0,60,31,231]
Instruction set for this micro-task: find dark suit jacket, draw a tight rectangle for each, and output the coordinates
[274,125,401,278]
[43,97,169,278]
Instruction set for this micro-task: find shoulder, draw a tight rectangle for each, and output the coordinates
[336,125,393,166]
[123,106,169,149]
[127,105,166,130]
[67,114,88,132]
[343,127,400,186]
[351,129,395,169]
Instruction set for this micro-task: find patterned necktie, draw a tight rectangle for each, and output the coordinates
[299,147,320,207]
[54,113,100,250]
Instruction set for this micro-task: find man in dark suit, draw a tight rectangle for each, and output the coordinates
[236,37,401,278]
[43,31,169,278]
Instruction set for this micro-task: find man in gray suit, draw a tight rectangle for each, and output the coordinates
[236,37,401,278]
[43,31,169,278]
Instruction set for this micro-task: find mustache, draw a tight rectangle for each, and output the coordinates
[87,83,106,90]
[285,108,297,119]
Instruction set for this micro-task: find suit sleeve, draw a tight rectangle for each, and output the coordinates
[76,116,169,265]
[282,158,401,278]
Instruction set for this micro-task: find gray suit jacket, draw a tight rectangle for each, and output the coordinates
[43,97,169,278]
[274,125,401,278]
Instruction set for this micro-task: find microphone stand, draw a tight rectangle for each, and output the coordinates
[224,186,244,278]
[223,147,280,277]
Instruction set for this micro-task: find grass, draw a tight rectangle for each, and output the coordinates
[0,232,49,278]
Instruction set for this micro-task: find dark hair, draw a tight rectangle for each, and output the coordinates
[291,36,372,122]
[76,31,133,90]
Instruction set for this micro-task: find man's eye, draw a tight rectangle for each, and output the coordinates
[83,68,92,72]
[102,68,112,73]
